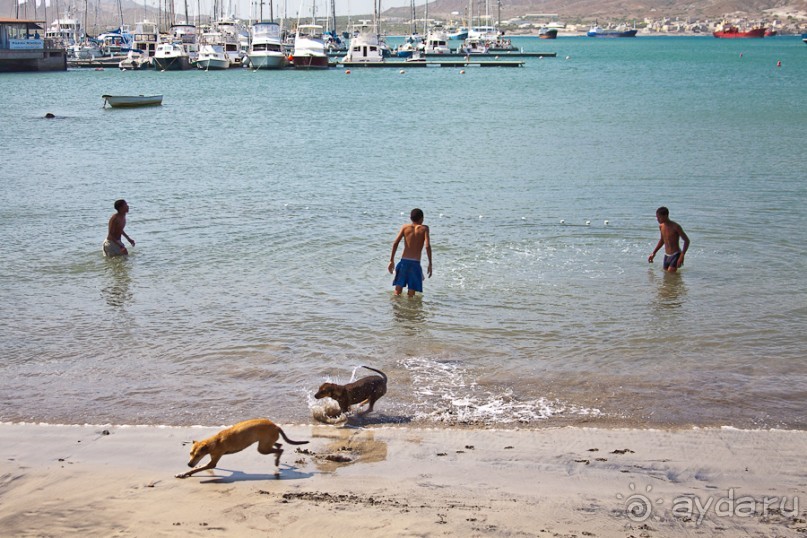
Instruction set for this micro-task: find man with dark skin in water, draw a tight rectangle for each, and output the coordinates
[388,208,432,297]
[103,199,135,257]
[648,206,690,273]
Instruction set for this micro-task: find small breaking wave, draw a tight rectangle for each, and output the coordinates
[400,356,601,426]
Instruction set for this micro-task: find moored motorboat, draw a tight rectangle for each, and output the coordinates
[195,43,230,70]
[423,25,451,54]
[343,22,385,63]
[153,24,198,71]
[713,26,766,38]
[291,24,329,69]
[102,94,163,108]
[247,21,287,69]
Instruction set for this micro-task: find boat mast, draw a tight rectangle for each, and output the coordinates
[409,0,415,35]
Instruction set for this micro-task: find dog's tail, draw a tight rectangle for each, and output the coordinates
[361,365,387,384]
[278,428,309,445]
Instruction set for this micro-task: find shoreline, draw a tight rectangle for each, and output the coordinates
[2,423,805,536]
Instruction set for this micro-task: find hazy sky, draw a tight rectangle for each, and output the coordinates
[153,0,415,20]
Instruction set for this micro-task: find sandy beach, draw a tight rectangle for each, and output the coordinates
[1,423,805,537]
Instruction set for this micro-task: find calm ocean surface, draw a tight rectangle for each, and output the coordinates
[1,36,805,429]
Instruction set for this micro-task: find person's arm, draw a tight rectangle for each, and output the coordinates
[424,227,432,278]
[388,226,404,274]
[122,230,135,247]
[648,235,663,263]
[677,226,690,267]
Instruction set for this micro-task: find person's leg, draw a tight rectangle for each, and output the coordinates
[394,286,403,295]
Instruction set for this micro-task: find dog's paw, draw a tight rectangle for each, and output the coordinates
[175,473,188,479]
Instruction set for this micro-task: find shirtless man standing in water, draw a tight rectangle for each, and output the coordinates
[648,206,690,273]
[388,208,432,296]
[103,199,135,257]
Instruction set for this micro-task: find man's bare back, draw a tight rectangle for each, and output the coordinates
[389,208,432,296]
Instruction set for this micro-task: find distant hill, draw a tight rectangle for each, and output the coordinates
[385,0,807,23]
[4,0,806,31]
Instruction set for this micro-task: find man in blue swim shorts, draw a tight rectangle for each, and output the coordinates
[648,206,690,273]
[388,208,432,296]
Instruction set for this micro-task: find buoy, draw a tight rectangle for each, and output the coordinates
[585,220,591,226]
[777,60,781,67]
[565,55,571,60]
[459,69,466,74]
[345,69,351,74]
[399,69,405,74]
[739,53,743,58]
[604,220,609,226]
[560,219,565,224]
[439,213,444,218]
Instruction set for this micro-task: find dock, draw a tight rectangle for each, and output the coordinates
[340,59,524,68]
[329,51,555,59]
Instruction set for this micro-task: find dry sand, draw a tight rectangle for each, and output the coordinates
[1,423,805,537]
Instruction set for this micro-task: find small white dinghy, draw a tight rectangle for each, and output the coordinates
[102,94,163,108]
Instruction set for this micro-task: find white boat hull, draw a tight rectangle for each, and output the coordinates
[196,58,230,70]
[248,53,287,69]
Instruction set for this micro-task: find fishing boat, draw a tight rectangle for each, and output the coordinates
[246,21,287,69]
[587,24,637,38]
[538,27,558,39]
[291,24,329,69]
[102,95,163,108]
[713,26,766,38]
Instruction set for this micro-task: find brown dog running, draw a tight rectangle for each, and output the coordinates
[315,366,388,415]
[175,418,308,478]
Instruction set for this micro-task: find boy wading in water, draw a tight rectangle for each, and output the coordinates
[648,206,690,273]
[103,199,135,257]
[388,208,432,297]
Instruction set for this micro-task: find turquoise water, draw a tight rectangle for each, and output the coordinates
[1,36,805,428]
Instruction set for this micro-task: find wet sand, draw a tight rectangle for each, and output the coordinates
[1,423,805,536]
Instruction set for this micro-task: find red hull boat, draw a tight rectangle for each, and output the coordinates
[713,26,766,38]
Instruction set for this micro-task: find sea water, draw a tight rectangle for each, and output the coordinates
[1,36,805,429]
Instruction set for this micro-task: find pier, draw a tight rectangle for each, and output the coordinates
[340,59,525,68]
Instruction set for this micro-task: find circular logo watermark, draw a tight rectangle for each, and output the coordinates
[616,483,664,522]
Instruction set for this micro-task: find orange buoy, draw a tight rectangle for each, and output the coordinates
[345,69,351,74]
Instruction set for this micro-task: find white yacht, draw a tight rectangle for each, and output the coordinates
[196,41,230,70]
[46,14,82,48]
[120,20,159,70]
[343,22,384,63]
[246,21,287,69]
[215,18,249,68]
[423,25,450,54]
[153,24,198,71]
[292,24,328,69]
